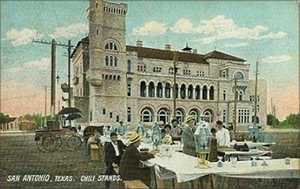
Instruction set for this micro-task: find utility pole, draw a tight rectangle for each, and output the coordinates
[172,51,178,120]
[254,60,259,127]
[233,78,238,135]
[33,39,74,116]
[44,86,48,116]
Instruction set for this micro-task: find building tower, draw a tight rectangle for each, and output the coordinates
[87,0,128,125]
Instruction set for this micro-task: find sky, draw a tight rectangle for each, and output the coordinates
[1,0,299,120]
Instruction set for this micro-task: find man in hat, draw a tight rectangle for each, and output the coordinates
[182,115,197,156]
[119,132,157,186]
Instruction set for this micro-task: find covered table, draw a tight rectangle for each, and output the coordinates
[145,152,300,189]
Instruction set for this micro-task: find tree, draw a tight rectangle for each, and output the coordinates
[280,113,300,129]
[267,114,279,126]
[0,113,10,124]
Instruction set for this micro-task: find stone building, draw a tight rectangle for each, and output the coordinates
[71,0,267,130]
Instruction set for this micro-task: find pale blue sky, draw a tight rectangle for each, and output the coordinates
[1,0,299,118]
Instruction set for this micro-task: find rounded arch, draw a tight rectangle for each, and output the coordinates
[139,106,155,123]
[156,82,163,98]
[195,85,201,99]
[209,86,215,100]
[188,84,194,99]
[104,38,122,51]
[157,107,170,124]
[189,107,201,122]
[180,84,186,99]
[175,107,186,124]
[148,81,155,97]
[202,109,214,123]
[202,85,208,100]
[233,71,245,80]
[140,81,147,97]
[164,82,171,98]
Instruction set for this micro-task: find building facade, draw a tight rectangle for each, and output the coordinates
[71,0,267,130]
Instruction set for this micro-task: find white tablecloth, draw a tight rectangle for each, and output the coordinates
[146,152,300,183]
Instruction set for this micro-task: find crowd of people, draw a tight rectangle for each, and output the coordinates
[87,116,232,189]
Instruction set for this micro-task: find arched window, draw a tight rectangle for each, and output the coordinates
[105,41,118,51]
[165,83,171,98]
[239,91,243,101]
[140,81,146,97]
[109,75,112,80]
[188,85,193,99]
[156,82,163,98]
[105,56,109,66]
[202,86,208,100]
[169,67,174,74]
[189,109,200,122]
[141,108,153,122]
[110,56,113,66]
[234,71,244,80]
[105,75,108,80]
[148,82,155,97]
[202,109,213,123]
[117,75,120,80]
[209,86,214,100]
[195,85,200,100]
[127,60,131,72]
[223,90,226,101]
[157,108,170,124]
[114,57,118,67]
[176,108,185,124]
[113,75,116,80]
[180,84,186,99]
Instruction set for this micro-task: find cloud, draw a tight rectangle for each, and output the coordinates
[132,21,167,36]
[6,28,43,47]
[170,18,193,33]
[259,31,287,39]
[50,23,88,39]
[261,55,292,63]
[225,42,248,48]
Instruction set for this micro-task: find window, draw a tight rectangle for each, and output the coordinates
[137,64,146,72]
[202,86,208,100]
[153,67,162,73]
[223,110,227,123]
[103,108,106,115]
[189,109,200,122]
[90,111,93,121]
[105,41,118,51]
[140,81,147,97]
[221,70,227,78]
[209,86,214,100]
[157,108,169,124]
[110,56,113,66]
[197,71,205,77]
[169,67,174,74]
[176,109,185,123]
[188,85,193,99]
[238,109,250,123]
[114,57,118,67]
[127,82,131,96]
[180,84,186,99]
[141,108,153,122]
[203,109,213,123]
[223,90,226,101]
[234,71,244,80]
[105,56,109,66]
[183,69,191,75]
[195,86,201,99]
[127,107,131,122]
[127,60,131,72]
[239,91,243,101]
[116,115,119,122]
[110,112,113,118]
[156,83,163,98]
[165,83,171,98]
[148,82,155,97]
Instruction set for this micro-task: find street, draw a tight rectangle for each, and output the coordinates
[0,132,107,189]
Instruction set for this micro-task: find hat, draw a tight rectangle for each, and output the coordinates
[127,132,142,144]
[185,115,196,123]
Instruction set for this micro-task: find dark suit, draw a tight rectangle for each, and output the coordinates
[119,143,154,186]
[104,140,126,189]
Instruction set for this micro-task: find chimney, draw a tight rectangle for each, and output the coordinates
[165,44,171,50]
[193,49,197,54]
[136,40,143,47]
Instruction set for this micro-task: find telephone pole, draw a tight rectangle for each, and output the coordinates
[33,39,74,116]
[254,60,259,127]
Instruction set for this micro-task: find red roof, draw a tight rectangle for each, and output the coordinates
[204,50,246,62]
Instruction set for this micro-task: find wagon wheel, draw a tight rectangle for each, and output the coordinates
[42,135,58,152]
[67,135,82,151]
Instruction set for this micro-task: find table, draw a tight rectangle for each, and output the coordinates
[230,141,275,149]
[145,152,300,189]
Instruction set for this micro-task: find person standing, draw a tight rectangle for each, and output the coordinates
[104,132,126,189]
[216,120,231,147]
[119,132,157,187]
[209,128,218,162]
[182,115,197,156]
